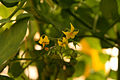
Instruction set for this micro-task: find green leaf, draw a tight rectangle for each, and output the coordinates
[46,0,55,8]
[99,53,110,64]
[100,0,119,20]
[107,27,117,39]
[96,17,110,33]
[85,37,101,50]
[0,19,9,23]
[74,7,94,29]
[0,18,28,71]
[86,72,106,80]
[117,23,120,32]
[100,40,115,48]
[85,0,100,13]
[57,0,76,9]
[16,13,33,21]
[0,75,14,80]
[0,4,15,18]
[73,61,85,77]
[85,0,99,7]
[108,70,117,79]
[8,62,24,78]
[117,0,120,14]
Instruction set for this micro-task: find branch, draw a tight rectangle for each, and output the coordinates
[77,34,120,49]
[0,0,26,28]
[66,9,93,30]
[103,17,120,34]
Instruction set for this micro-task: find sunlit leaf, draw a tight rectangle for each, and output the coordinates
[0,18,28,71]
[0,19,9,23]
[73,61,85,77]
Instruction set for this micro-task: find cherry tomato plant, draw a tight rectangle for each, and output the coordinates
[0,0,120,80]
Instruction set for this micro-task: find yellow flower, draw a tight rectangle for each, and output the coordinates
[80,39,105,72]
[62,23,79,39]
[90,49,104,72]
[80,39,92,55]
[58,37,68,47]
[39,36,49,48]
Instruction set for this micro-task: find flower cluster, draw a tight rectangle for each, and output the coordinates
[58,23,79,47]
[38,23,79,50]
[58,37,68,47]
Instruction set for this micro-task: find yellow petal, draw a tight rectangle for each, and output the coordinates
[44,36,49,44]
[63,44,66,47]
[66,35,71,39]
[39,37,43,44]
[80,39,91,55]
[70,31,79,39]
[62,31,69,35]
[90,49,104,71]
[63,37,68,44]
[70,34,75,39]
[58,40,62,46]
[70,23,75,32]
[62,31,71,39]
[73,31,79,35]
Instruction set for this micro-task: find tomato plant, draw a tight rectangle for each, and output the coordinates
[0,0,120,80]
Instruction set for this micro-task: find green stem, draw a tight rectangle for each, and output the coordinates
[12,58,33,61]
[0,0,26,28]
[54,67,59,80]
[103,17,120,34]
[23,60,34,71]
[66,9,93,30]
[48,37,60,40]
[59,47,63,59]
[93,14,99,32]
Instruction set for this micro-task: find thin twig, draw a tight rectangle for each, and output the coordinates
[23,60,34,71]
[93,14,99,32]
